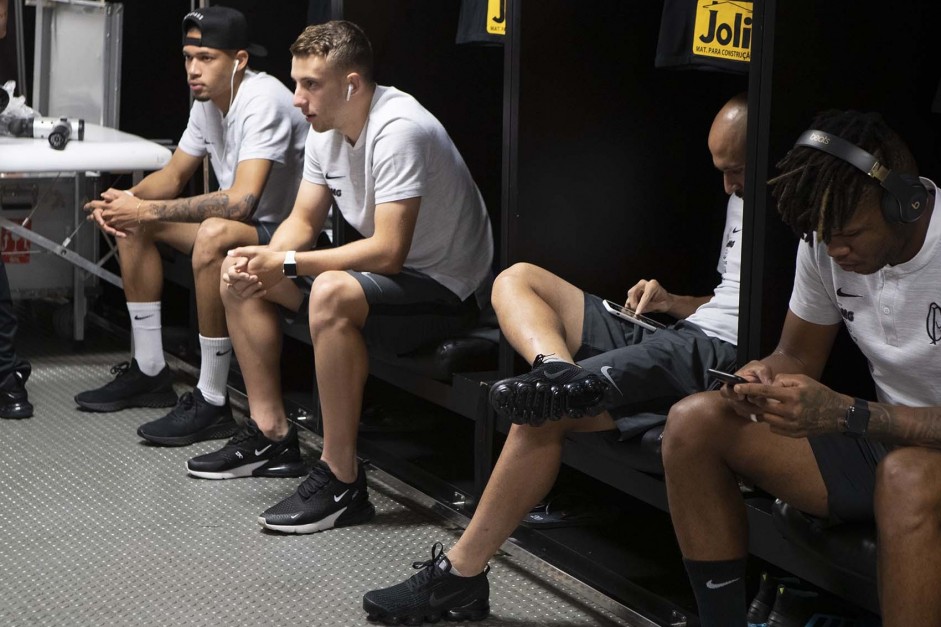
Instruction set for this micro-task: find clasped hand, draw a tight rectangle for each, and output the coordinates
[84,188,140,238]
[222,246,285,300]
[720,361,850,438]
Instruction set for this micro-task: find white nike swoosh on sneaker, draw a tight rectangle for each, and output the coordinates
[289,513,302,519]
[600,366,622,396]
[706,578,740,589]
[254,445,272,456]
[333,489,349,503]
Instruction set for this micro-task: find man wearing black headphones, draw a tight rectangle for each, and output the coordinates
[664,109,941,626]
[79,7,308,448]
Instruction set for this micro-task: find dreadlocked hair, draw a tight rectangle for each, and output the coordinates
[769,110,918,243]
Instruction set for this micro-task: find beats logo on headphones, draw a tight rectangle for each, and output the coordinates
[794,129,928,223]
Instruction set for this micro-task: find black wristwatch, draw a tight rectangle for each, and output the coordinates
[842,397,871,437]
[282,250,297,279]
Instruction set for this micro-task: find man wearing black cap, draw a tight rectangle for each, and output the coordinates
[79,7,308,449]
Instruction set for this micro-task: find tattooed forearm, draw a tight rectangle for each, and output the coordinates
[150,192,257,222]
[867,404,941,449]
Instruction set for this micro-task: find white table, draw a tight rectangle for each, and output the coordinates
[0,123,172,339]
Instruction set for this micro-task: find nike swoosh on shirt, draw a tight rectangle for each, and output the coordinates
[732,227,742,233]
[324,173,345,180]
[706,578,740,590]
[836,288,862,298]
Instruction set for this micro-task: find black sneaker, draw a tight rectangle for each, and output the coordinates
[0,364,32,419]
[488,355,608,425]
[767,585,849,627]
[363,543,490,625]
[74,360,177,412]
[748,573,802,626]
[185,418,308,479]
[258,460,375,534]
[136,388,239,446]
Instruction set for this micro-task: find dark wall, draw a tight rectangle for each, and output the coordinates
[508,0,746,303]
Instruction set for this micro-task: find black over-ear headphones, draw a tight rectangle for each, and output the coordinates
[793,129,929,223]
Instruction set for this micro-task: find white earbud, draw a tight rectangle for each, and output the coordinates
[346,83,353,102]
[232,60,239,76]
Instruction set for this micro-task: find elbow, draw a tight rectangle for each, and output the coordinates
[229,193,259,222]
[374,250,408,275]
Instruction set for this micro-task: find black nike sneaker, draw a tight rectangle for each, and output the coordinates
[258,460,375,534]
[0,364,32,419]
[74,360,177,412]
[363,543,490,625]
[488,355,608,425]
[136,388,239,446]
[185,418,308,479]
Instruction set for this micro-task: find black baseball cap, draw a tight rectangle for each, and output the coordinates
[182,6,267,57]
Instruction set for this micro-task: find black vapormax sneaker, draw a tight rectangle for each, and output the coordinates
[137,388,239,446]
[363,543,490,625]
[74,360,176,412]
[488,354,608,425]
[185,418,308,479]
[0,364,32,419]
[258,460,375,534]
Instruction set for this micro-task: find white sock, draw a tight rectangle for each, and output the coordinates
[128,302,164,376]
[538,354,569,364]
[440,555,463,576]
[196,335,232,406]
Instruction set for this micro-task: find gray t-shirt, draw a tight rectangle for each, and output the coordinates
[302,86,493,300]
[177,70,308,224]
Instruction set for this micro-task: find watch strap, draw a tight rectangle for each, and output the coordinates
[842,397,871,437]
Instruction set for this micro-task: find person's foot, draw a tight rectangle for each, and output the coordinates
[363,543,490,625]
[0,365,32,419]
[488,355,608,425]
[258,460,374,534]
[74,360,176,412]
[747,572,802,626]
[137,389,239,446]
[185,418,308,479]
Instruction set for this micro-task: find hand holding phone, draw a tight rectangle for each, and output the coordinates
[707,368,748,386]
[602,299,666,332]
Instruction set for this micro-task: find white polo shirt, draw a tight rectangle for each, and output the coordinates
[789,177,941,406]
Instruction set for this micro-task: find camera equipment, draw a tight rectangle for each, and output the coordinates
[8,116,85,150]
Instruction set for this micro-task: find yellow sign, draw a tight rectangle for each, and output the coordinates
[693,0,752,63]
[487,0,506,35]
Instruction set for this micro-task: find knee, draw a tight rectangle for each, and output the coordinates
[192,218,232,272]
[661,392,729,470]
[874,448,941,536]
[308,271,362,334]
[492,263,539,309]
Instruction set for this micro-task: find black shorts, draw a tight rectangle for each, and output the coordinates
[809,433,892,523]
[576,293,737,438]
[253,221,277,245]
[286,268,479,356]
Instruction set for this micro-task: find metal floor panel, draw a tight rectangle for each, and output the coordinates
[0,318,642,627]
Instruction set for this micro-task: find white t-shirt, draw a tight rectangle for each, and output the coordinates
[685,194,743,345]
[177,70,308,224]
[302,86,494,301]
[789,177,941,406]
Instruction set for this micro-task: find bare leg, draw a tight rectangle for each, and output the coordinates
[307,271,370,484]
[447,412,614,575]
[663,391,828,561]
[874,447,941,626]
[220,259,303,440]
[492,263,587,363]
[191,218,259,337]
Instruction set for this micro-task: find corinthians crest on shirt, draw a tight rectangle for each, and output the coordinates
[693,0,753,63]
[928,302,941,346]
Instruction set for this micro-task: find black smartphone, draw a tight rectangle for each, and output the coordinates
[707,368,747,385]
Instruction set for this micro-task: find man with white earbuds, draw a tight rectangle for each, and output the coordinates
[81,7,308,449]
[186,21,493,538]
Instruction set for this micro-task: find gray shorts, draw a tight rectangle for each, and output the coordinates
[288,268,479,356]
[576,293,738,438]
[809,433,892,523]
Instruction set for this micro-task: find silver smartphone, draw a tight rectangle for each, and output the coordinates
[602,299,666,332]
